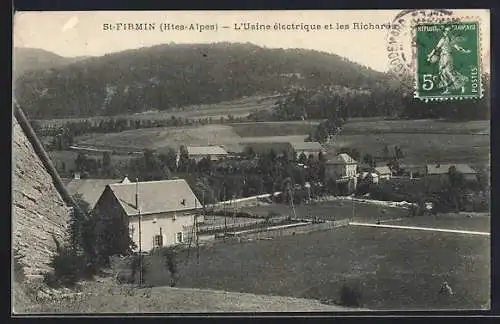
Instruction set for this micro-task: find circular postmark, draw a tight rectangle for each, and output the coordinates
[386,9,461,78]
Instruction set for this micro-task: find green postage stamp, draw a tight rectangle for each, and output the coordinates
[415,21,482,101]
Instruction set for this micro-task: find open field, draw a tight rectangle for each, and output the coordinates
[238,200,408,222]
[341,119,490,135]
[384,214,490,233]
[141,221,489,310]
[36,94,281,127]
[58,116,490,166]
[326,133,490,165]
[231,121,319,138]
[75,125,244,151]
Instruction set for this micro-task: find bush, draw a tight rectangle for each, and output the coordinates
[46,246,86,288]
[129,254,148,285]
[339,284,362,307]
[44,235,88,288]
[152,247,179,287]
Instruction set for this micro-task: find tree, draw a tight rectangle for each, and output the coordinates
[159,148,178,172]
[102,151,112,176]
[94,209,136,266]
[383,145,390,160]
[75,152,87,172]
[298,152,308,164]
[244,146,256,159]
[363,153,374,167]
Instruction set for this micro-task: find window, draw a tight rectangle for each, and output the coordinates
[153,235,163,248]
[129,225,135,237]
[176,232,184,243]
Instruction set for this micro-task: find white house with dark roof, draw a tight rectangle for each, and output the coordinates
[66,177,125,208]
[93,179,203,251]
[374,166,392,180]
[325,153,358,179]
[325,153,358,193]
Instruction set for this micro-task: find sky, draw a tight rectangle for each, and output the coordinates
[13,10,490,72]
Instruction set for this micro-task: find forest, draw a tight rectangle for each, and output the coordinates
[15,42,395,119]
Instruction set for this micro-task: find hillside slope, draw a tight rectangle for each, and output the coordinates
[14,42,389,119]
[13,47,89,80]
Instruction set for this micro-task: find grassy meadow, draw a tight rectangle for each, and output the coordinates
[238,200,408,222]
[141,220,490,310]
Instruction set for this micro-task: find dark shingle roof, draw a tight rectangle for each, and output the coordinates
[108,179,201,216]
[66,178,123,208]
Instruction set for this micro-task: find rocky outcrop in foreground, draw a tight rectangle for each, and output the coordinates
[12,115,71,280]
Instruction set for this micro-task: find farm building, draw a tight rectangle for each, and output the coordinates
[424,163,478,192]
[359,171,379,184]
[325,153,358,179]
[291,141,325,161]
[426,163,478,181]
[374,166,392,180]
[65,174,126,208]
[180,146,229,164]
[325,153,358,193]
[93,179,204,251]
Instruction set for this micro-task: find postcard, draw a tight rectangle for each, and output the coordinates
[12,9,491,314]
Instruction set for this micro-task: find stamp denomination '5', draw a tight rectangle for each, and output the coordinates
[415,22,481,101]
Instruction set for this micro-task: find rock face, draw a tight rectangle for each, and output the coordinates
[12,115,71,280]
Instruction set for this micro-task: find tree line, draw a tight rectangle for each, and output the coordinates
[16,42,389,119]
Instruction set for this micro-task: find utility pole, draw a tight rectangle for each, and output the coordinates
[195,198,200,264]
[136,178,143,287]
[223,186,227,233]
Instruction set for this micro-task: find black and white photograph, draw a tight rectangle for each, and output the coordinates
[12,9,491,314]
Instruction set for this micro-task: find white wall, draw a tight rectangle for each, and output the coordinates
[326,163,357,179]
[128,211,204,252]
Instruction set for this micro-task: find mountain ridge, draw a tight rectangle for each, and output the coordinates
[14,42,394,119]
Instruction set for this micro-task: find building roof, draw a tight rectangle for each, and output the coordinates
[107,179,202,216]
[187,146,228,156]
[290,141,324,151]
[66,178,123,208]
[326,153,357,165]
[426,164,477,175]
[374,166,392,175]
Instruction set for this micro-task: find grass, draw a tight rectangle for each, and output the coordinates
[341,119,489,135]
[326,133,490,165]
[75,125,244,151]
[238,200,408,222]
[37,94,281,127]
[141,220,490,310]
[384,214,490,233]
[14,279,350,313]
[231,121,319,138]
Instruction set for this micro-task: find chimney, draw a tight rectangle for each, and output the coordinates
[73,172,81,180]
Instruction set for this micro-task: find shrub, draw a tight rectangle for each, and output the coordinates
[44,235,87,288]
[339,284,362,307]
[129,255,148,285]
[152,247,179,287]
